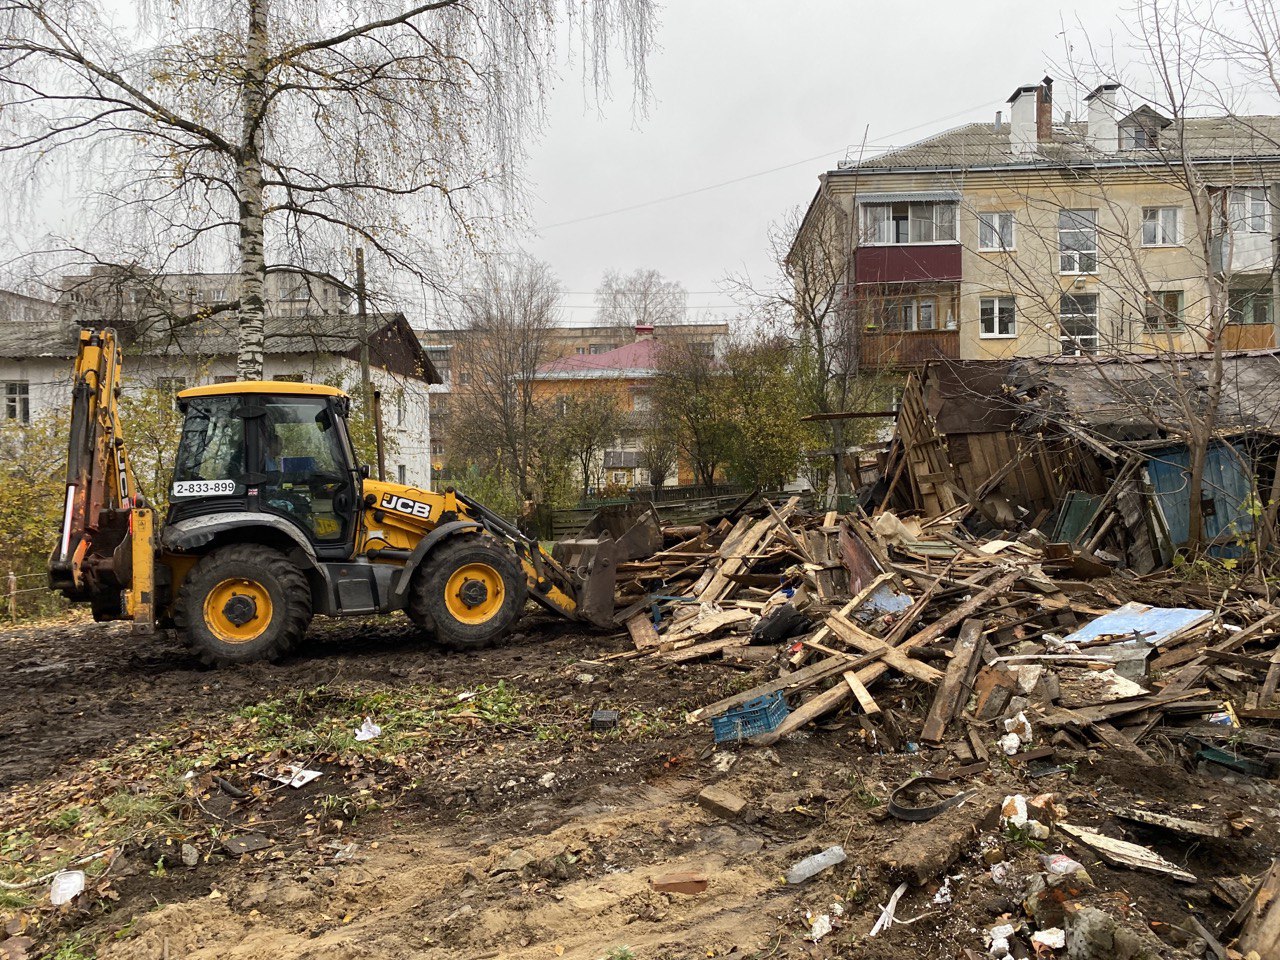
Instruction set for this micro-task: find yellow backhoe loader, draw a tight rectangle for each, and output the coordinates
[48,329,659,664]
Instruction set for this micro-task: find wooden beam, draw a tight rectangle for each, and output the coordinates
[921,619,985,744]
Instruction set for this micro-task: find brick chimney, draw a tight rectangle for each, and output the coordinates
[1036,76,1053,142]
[635,323,655,341]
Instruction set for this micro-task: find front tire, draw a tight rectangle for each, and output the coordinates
[408,537,526,651]
[175,544,312,666]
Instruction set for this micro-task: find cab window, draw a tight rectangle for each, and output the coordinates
[173,398,245,485]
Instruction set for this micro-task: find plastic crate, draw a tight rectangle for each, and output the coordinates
[710,692,789,743]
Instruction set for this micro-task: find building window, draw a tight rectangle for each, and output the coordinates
[978,212,1015,251]
[4,382,29,423]
[1141,207,1179,246]
[632,392,651,413]
[1059,294,1099,355]
[274,373,304,382]
[575,347,587,355]
[589,343,611,355]
[397,465,407,484]
[214,375,237,384]
[881,296,937,332]
[1120,123,1156,149]
[1144,290,1183,333]
[156,377,186,393]
[1229,187,1269,233]
[862,202,957,244]
[611,471,628,485]
[979,297,1016,338]
[1059,209,1098,274]
[1229,288,1273,325]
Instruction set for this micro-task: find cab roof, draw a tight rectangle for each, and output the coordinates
[177,381,348,400]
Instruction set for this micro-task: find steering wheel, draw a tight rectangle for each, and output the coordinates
[309,471,346,497]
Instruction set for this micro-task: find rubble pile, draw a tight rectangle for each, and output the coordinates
[610,496,1280,957]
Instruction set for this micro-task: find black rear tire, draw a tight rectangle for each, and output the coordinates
[175,544,312,666]
[408,537,526,651]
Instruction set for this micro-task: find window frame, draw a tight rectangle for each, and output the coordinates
[1228,187,1270,234]
[1141,206,1180,247]
[1059,293,1100,355]
[979,296,1017,339]
[1228,288,1273,326]
[4,381,29,424]
[1143,290,1184,333]
[1058,209,1099,275]
[860,201,959,246]
[978,212,1016,252]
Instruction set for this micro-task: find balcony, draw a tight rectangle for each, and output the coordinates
[1220,323,1276,351]
[1210,231,1274,275]
[855,245,962,285]
[861,329,960,369]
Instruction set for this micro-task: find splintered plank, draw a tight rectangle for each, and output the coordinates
[921,619,985,745]
[1057,823,1198,883]
[661,635,751,663]
[844,672,881,715]
[626,613,661,652]
[825,615,944,685]
[662,608,754,646]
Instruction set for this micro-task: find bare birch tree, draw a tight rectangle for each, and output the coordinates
[0,0,656,376]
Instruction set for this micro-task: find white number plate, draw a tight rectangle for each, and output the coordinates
[172,480,238,497]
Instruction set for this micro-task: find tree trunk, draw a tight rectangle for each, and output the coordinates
[236,0,269,379]
[830,418,850,496]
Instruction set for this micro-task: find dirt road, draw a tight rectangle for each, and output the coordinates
[2,614,1279,959]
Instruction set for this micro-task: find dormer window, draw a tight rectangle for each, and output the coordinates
[1121,124,1154,148]
[1117,106,1170,150]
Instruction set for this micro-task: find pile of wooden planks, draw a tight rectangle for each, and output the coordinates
[659,504,1280,772]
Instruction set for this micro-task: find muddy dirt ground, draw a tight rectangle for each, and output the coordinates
[2,613,1279,959]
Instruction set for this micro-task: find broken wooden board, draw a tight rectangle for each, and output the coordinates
[1111,808,1227,840]
[662,607,754,646]
[661,635,751,664]
[921,619,984,745]
[1057,822,1197,883]
[844,672,881,715]
[626,613,661,652]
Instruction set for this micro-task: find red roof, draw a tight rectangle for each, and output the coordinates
[535,338,660,378]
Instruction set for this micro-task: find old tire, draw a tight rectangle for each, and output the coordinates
[408,537,526,651]
[175,544,312,666]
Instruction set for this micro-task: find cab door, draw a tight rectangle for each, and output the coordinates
[255,395,361,559]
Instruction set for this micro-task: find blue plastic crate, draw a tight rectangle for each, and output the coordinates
[710,692,789,743]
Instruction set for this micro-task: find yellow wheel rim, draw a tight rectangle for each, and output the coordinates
[444,562,505,625]
[203,577,273,644]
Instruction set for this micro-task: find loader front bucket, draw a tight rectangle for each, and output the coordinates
[551,534,620,627]
[572,502,664,562]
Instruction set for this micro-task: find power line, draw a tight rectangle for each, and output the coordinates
[537,98,1003,231]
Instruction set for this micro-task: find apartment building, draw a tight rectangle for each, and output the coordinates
[792,77,1280,367]
[420,319,728,468]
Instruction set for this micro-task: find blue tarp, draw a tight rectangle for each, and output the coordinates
[1145,441,1256,559]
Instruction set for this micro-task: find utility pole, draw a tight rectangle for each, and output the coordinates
[356,247,371,409]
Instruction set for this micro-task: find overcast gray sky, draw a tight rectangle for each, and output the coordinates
[521,0,1142,323]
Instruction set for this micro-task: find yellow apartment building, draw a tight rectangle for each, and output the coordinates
[793,78,1280,369]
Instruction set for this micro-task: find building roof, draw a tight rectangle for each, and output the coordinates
[534,337,660,379]
[835,116,1280,174]
[921,351,1280,441]
[0,312,442,384]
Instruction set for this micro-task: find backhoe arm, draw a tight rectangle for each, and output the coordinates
[50,329,155,625]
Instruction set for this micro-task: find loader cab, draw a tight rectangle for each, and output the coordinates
[169,382,364,559]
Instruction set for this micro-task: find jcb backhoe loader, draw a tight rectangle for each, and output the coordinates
[48,329,657,665]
